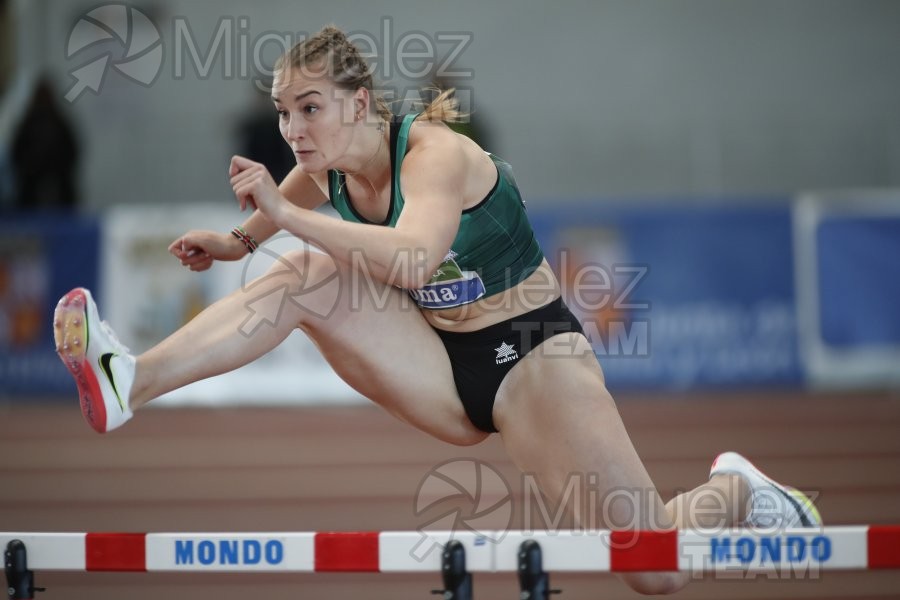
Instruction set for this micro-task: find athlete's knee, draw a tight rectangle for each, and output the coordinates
[268,249,341,293]
[269,249,341,298]
[252,249,344,327]
[620,572,689,595]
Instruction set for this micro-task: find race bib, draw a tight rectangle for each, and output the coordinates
[408,251,486,309]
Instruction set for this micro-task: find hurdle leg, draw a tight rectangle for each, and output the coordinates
[4,540,44,600]
[431,540,472,600]
[518,540,561,599]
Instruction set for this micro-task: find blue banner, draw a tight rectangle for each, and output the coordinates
[6,201,893,397]
[816,216,900,347]
[0,215,100,395]
[530,201,803,390]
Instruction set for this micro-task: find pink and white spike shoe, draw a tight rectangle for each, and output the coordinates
[54,288,135,433]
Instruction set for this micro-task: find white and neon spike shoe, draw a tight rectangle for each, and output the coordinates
[54,288,135,433]
[710,452,822,530]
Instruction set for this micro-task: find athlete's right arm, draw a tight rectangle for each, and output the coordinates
[236,165,329,244]
[170,166,328,271]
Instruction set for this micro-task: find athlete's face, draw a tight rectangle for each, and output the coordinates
[271,66,363,173]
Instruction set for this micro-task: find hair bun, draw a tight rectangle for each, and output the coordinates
[321,24,346,44]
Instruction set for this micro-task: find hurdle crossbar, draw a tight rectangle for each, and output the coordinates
[3,526,899,574]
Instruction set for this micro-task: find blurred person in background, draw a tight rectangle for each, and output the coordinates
[11,75,80,212]
[236,86,296,184]
[0,0,11,95]
[0,0,15,209]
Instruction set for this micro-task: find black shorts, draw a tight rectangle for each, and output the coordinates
[434,297,586,433]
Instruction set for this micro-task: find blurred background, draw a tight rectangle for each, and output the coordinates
[1,0,899,598]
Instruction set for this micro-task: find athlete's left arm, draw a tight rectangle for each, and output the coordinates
[248,139,466,289]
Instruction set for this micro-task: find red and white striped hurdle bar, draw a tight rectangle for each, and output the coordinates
[3,526,900,574]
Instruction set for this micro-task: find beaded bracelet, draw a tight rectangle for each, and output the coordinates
[230,225,259,254]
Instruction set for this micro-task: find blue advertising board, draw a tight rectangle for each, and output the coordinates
[0,215,100,395]
[529,201,803,389]
[4,200,894,397]
[816,216,900,348]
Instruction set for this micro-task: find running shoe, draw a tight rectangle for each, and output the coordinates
[54,288,135,433]
[710,451,822,530]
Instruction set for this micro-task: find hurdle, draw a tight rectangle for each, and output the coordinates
[5,526,900,599]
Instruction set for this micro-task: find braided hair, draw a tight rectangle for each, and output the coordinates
[275,25,465,123]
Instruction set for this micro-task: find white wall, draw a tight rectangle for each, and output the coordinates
[25,0,900,210]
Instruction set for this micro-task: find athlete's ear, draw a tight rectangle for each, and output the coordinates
[353,87,370,120]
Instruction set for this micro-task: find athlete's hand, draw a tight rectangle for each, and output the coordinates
[229,155,287,224]
[168,230,246,272]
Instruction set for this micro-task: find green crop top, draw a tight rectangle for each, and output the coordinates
[328,114,544,310]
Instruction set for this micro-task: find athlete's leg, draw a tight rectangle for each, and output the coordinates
[664,474,749,529]
[492,333,736,594]
[125,248,486,445]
